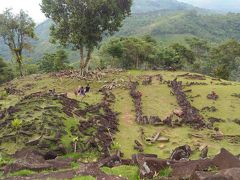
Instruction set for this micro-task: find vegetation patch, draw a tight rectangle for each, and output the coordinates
[101,165,140,180]
[10,169,36,177]
[154,167,173,179]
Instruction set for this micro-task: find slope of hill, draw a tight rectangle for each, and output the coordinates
[117,10,240,43]
[132,0,195,13]
[0,70,240,179]
[1,0,240,62]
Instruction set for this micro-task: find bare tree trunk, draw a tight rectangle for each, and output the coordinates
[136,56,139,69]
[74,143,76,153]
[84,48,93,74]
[18,61,23,77]
[16,52,23,77]
[79,47,84,76]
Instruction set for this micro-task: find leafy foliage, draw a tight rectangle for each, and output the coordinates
[10,169,36,177]
[11,119,23,130]
[0,57,14,84]
[39,50,70,73]
[41,0,133,73]
[0,9,36,76]
[100,36,193,70]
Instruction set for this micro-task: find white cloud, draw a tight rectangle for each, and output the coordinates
[0,0,46,23]
[179,0,240,11]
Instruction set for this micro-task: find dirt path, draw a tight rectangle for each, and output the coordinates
[122,110,134,125]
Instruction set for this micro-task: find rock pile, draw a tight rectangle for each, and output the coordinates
[177,73,206,80]
[4,86,23,95]
[142,76,152,85]
[3,148,72,175]
[130,82,143,124]
[184,81,208,87]
[170,80,205,128]
[207,91,219,100]
[130,82,162,125]
[100,78,127,91]
[52,69,124,81]
[79,90,119,157]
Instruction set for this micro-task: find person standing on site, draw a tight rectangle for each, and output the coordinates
[85,84,90,93]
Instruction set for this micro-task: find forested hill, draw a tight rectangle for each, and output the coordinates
[132,0,196,13]
[1,0,240,61]
[117,11,240,43]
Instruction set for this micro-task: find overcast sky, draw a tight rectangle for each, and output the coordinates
[0,0,45,23]
[0,0,240,24]
[179,0,240,11]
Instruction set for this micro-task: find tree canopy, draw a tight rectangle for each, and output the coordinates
[41,0,132,75]
[39,50,70,73]
[0,57,14,84]
[0,9,36,76]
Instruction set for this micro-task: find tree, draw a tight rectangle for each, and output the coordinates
[157,47,181,69]
[39,50,69,73]
[102,37,158,69]
[41,0,132,75]
[210,39,240,79]
[171,43,195,64]
[185,37,210,59]
[0,9,36,76]
[0,57,14,84]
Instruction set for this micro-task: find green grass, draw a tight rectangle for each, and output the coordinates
[101,165,140,180]
[61,117,79,152]
[1,70,240,161]
[10,169,36,177]
[154,167,173,178]
[71,162,81,169]
[72,176,96,180]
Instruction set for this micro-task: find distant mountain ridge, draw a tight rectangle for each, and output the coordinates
[1,0,240,62]
[132,0,196,13]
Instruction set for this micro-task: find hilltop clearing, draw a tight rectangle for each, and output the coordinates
[0,70,240,179]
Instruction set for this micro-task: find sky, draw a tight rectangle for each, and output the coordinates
[0,0,240,24]
[178,0,240,11]
[0,0,46,23]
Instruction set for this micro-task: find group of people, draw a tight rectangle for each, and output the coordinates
[77,84,90,96]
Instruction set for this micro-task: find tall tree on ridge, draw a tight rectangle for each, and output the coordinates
[41,0,132,75]
[0,9,36,76]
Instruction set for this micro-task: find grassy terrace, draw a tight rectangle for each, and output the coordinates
[0,70,240,160]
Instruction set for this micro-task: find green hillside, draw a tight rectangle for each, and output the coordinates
[2,0,240,62]
[132,0,195,13]
[0,70,240,179]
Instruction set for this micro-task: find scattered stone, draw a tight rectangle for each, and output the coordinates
[134,140,144,152]
[3,148,71,175]
[207,91,219,100]
[201,106,218,112]
[232,93,240,99]
[218,168,240,180]
[142,76,152,85]
[212,127,224,140]
[200,146,208,159]
[208,117,224,125]
[212,148,240,170]
[0,111,5,120]
[157,137,170,143]
[133,154,169,179]
[233,119,240,125]
[170,145,192,161]
[184,82,208,87]
[177,73,206,80]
